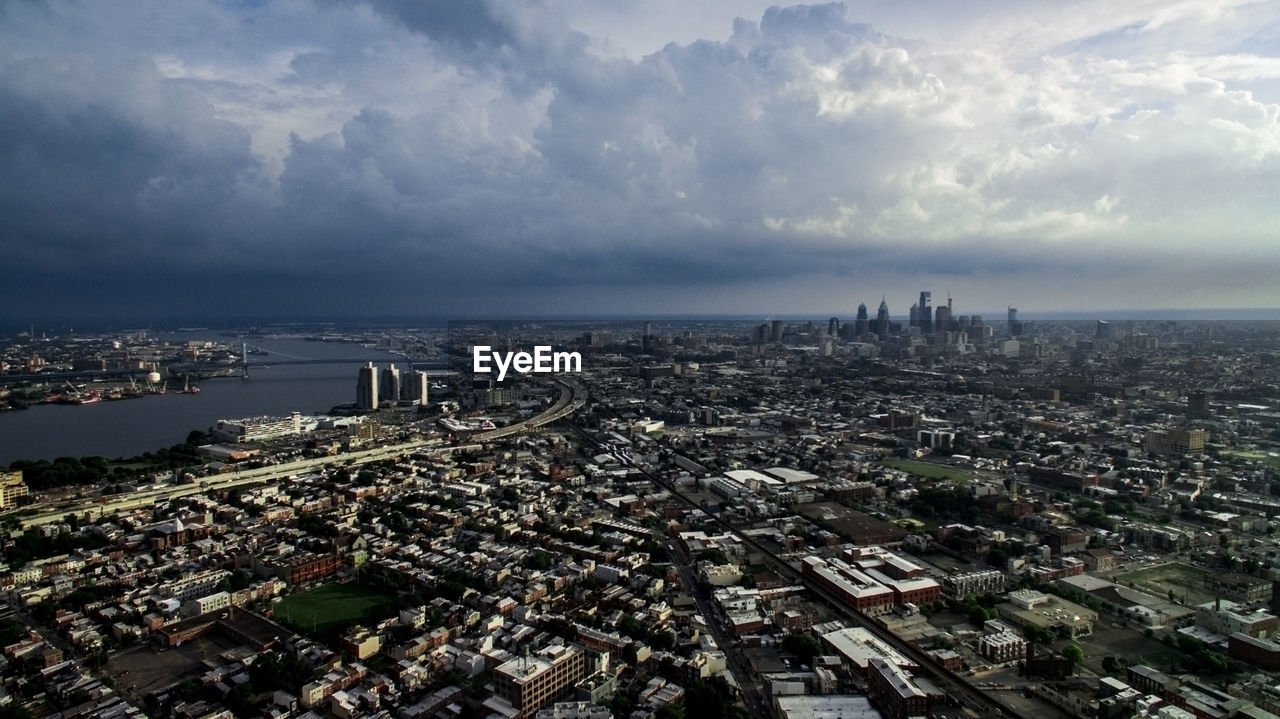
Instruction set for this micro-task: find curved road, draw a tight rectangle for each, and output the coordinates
[473,377,585,441]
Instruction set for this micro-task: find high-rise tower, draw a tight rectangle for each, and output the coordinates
[855,303,869,336]
[917,291,932,334]
[380,364,401,403]
[403,370,429,406]
[1008,306,1023,336]
[356,362,379,410]
[876,298,890,340]
[934,304,951,335]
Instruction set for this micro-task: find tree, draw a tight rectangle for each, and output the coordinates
[649,629,677,652]
[655,704,685,719]
[1062,643,1084,665]
[783,633,822,663]
[618,614,648,641]
[1023,625,1056,644]
[683,677,737,719]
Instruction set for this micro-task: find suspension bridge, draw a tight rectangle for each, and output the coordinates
[212,343,447,377]
[0,343,448,386]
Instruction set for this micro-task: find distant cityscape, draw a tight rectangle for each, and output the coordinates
[0,304,1277,719]
[6,0,1280,716]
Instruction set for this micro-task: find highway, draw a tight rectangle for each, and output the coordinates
[472,377,585,441]
[10,442,482,528]
[10,375,588,528]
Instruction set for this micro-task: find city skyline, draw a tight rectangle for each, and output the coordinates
[2,1,1279,320]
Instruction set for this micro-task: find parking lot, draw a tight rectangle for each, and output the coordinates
[974,665,1074,719]
[1075,624,1182,675]
[106,634,242,699]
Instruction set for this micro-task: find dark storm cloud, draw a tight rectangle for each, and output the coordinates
[1,0,1278,319]
[0,54,268,268]
[358,0,515,53]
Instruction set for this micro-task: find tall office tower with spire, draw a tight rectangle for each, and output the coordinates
[828,317,840,336]
[356,362,379,410]
[380,364,401,403]
[876,298,891,340]
[854,303,869,336]
[917,291,932,334]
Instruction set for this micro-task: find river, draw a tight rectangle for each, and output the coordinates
[0,336,411,465]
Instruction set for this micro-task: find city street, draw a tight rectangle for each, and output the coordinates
[668,539,775,718]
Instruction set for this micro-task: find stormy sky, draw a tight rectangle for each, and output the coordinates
[1,0,1278,322]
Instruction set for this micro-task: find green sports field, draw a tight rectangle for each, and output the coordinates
[1223,451,1280,471]
[274,583,390,638]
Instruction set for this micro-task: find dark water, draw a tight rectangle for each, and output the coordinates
[0,336,408,465]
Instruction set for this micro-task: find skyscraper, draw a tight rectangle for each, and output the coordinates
[876,298,890,340]
[403,369,429,405]
[380,364,401,403]
[917,291,932,334]
[934,304,951,335]
[828,317,839,336]
[854,303,869,336]
[356,362,378,410]
[1008,306,1023,336]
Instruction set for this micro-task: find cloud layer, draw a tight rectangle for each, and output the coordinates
[1,0,1278,319]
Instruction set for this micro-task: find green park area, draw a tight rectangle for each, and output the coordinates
[1115,563,1212,606]
[1223,450,1280,471]
[273,582,391,639]
[878,458,982,483]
